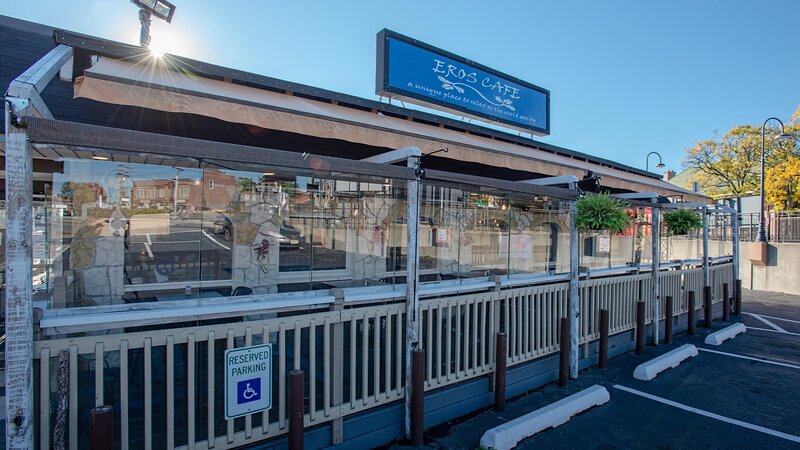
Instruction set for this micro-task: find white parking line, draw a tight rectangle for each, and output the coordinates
[747,326,800,337]
[202,230,231,250]
[697,348,800,370]
[143,242,154,258]
[613,384,800,444]
[744,312,800,325]
[748,314,788,333]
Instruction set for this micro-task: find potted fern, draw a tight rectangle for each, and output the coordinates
[662,209,702,235]
[575,193,632,233]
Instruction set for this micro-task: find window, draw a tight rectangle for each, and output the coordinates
[159,188,165,197]
[136,188,145,198]
[208,179,215,190]
[179,187,189,198]
[147,189,156,198]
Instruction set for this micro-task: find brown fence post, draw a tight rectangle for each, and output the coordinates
[89,405,113,450]
[704,286,713,328]
[723,283,730,321]
[411,348,425,446]
[599,309,609,369]
[688,291,696,336]
[635,301,645,355]
[665,296,673,345]
[559,317,570,387]
[288,370,305,450]
[735,279,742,315]
[494,333,507,412]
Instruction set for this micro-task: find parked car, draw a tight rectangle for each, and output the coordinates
[213,214,302,249]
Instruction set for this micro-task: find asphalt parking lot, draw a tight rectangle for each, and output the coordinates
[397,290,800,449]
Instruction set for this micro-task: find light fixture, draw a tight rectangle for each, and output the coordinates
[264,172,275,176]
[131,0,176,48]
[646,151,665,172]
[92,155,110,161]
[776,132,795,143]
[132,0,175,22]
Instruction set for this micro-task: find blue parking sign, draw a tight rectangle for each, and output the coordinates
[237,378,261,404]
[225,344,272,419]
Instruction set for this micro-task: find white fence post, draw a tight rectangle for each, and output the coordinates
[4,97,35,449]
[651,202,660,345]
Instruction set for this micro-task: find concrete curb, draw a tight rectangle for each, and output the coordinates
[705,323,746,346]
[479,384,609,450]
[633,344,698,381]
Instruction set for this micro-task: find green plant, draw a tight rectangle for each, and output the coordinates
[662,209,702,235]
[575,193,631,233]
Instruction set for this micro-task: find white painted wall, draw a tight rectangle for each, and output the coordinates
[741,242,800,294]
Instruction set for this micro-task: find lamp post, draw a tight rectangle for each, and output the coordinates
[757,118,794,242]
[646,151,665,173]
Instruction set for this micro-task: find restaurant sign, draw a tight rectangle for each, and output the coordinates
[376,29,550,135]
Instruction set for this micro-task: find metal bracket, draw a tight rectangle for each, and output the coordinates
[5,98,30,128]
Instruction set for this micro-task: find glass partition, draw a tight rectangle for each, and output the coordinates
[579,206,641,270]
[31,149,406,309]
[414,182,568,280]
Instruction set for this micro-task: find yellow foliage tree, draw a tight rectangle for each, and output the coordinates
[683,106,799,204]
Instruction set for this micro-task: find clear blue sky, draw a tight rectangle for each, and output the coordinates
[3,1,799,173]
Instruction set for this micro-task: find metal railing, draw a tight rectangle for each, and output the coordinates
[32,262,734,449]
[739,211,800,243]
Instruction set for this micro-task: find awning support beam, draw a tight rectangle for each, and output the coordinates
[361,146,422,165]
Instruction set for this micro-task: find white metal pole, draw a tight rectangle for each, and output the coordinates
[651,201,660,345]
[729,199,740,282]
[404,154,421,438]
[5,98,34,449]
[703,206,710,287]
[568,197,579,378]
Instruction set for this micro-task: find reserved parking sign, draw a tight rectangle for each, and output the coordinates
[225,343,272,419]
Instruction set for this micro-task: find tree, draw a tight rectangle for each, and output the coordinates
[683,106,799,202]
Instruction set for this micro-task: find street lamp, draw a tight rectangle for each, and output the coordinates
[757,118,793,242]
[646,151,665,172]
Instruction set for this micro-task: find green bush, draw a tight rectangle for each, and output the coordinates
[663,209,702,235]
[575,193,631,233]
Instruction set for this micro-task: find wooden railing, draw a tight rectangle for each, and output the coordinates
[33,262,734,449]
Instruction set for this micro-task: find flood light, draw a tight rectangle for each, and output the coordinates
[132,0,176,23]
[131,0,176,48]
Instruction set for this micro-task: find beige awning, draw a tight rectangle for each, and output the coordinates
[75,57,707,202]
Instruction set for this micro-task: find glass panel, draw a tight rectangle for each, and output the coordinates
[507,196,569,275]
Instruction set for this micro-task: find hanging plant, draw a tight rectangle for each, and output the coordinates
[575,193,631,233]
[662,209,702,235]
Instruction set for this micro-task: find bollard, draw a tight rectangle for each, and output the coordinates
[635,301,645,355]
[599,309,609,369]
[288,370,305,450]
[665,296,673,345]
[735,279,742,316]
[494,333,507,412]
[687,291,696,336]
[411,348,425,446]
[90,405,113,450]
[704,286,713,328]
[723,283,730,321]
[559,317,570,387]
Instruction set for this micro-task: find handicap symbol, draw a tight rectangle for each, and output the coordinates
[243,383,257,400]
[237,378,262,404]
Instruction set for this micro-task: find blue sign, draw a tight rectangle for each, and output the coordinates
[237,378,262,404]
[376,29,550,135]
